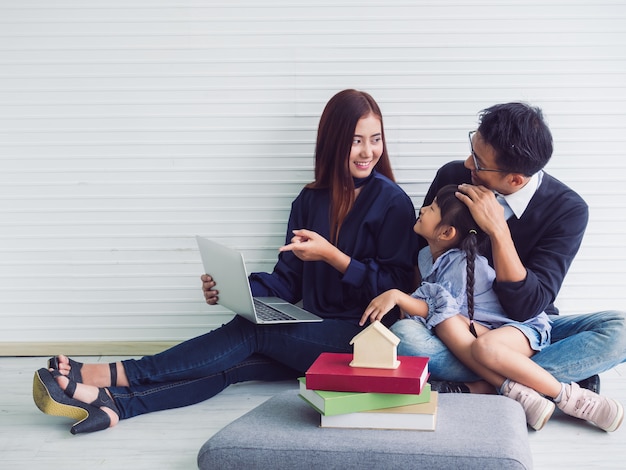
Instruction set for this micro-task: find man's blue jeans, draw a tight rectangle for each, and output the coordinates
[108,315,361,419]
[390,310,626,383]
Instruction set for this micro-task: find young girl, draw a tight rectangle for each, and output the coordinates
[361,184,623,432]
[34,89,419,434]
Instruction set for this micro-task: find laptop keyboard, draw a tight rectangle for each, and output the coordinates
[253,299,298,322]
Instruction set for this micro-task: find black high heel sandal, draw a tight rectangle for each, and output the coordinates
[32,368,119,434]
[47,356,118,386]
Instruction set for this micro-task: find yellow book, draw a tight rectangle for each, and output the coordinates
[319,391,438,431]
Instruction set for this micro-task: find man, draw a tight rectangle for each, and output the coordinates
[391,102,626,395]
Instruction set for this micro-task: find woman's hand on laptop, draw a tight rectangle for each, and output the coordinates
[200,274,219,305]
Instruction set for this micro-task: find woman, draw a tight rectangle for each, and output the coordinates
[33,89,419,434]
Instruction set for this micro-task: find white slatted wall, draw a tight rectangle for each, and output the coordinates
[1,1,625,354]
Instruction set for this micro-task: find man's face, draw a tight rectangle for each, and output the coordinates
[464,131,509,193]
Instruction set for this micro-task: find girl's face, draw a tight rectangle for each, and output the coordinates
[349,114,383,179]
[413,198,443,242]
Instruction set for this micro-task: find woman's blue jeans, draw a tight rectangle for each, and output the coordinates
[108,315,361,419]
[390,310,626,383]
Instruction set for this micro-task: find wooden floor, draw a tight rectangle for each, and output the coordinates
[1,356,625,469]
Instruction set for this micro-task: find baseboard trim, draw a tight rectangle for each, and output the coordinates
[0,341,180,357]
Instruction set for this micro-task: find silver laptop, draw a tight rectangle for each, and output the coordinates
[195,236,323,324]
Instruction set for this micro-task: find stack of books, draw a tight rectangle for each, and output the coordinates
[299,352,436,431]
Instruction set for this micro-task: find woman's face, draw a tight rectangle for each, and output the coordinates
[349,114,383,179]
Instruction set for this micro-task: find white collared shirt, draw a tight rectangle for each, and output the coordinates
[495,171,543,220]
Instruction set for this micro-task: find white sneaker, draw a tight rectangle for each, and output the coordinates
[502,381,555,431]
[557,382,624,432]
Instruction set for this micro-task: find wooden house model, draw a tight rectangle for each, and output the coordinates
[349,320,401,369]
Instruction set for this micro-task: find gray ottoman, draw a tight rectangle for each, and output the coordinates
[198,390,532,469]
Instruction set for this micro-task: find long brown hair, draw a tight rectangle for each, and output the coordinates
[306,89,394,243]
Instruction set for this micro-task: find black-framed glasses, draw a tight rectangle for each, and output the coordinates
[468,131,508,173]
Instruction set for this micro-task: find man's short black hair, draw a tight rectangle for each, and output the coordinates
[478,102,553,176]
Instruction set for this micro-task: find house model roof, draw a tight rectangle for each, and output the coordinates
[349,320,401,369]
[350,320,400,347]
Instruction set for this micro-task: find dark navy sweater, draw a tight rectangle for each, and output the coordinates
[422,161,589,321]
[249,171,419,325]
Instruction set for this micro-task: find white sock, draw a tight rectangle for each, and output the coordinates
[554,383,566,403]
[499,379,511,395]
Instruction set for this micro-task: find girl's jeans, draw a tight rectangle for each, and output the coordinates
[390,310,626,383]
[109,315,361,419]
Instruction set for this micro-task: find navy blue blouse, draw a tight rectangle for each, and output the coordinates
[249,171,419,324]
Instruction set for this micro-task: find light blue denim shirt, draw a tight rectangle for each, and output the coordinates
[409,247,551,346]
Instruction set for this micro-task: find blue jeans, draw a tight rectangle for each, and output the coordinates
[108,315,361,419]
[390,310,626,383]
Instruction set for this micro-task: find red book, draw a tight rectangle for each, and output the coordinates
[305,353,429,394]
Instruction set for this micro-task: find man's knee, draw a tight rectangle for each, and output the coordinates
[390,318,428,341]
[601,310,626,360]
[580,310,626,354]
[391,319,443,356]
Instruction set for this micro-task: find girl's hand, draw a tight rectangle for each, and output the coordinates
[359,290,400,326]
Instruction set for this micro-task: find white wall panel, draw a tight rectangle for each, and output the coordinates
[1,0,625,351]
